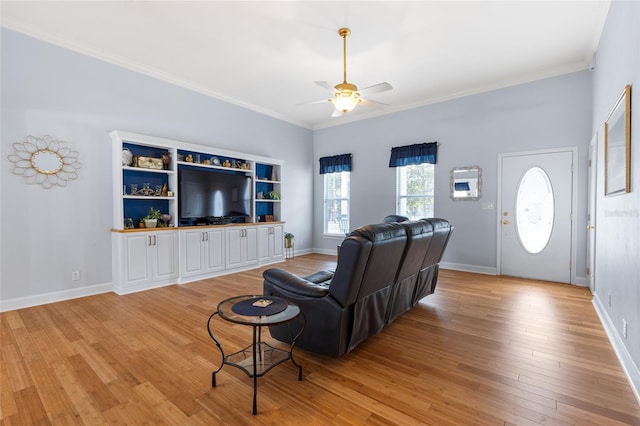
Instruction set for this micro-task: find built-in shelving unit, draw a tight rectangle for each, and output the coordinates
[109,130,286,295]
[110,130,283,229]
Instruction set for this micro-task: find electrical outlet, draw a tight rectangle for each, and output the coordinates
[72,271,81,281]
[608,293,612,307]
[623,319,628,339]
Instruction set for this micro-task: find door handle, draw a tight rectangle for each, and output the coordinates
[503,220,510,225]
[587,225,595,230]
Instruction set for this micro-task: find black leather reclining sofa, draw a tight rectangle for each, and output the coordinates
[262,218,453,357]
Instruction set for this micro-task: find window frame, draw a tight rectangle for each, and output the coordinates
[323,170,350,235]
[396,163,435,220]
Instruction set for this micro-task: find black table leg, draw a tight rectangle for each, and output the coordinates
[252,325,258,415]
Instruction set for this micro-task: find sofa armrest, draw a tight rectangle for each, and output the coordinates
[263,268,330,298]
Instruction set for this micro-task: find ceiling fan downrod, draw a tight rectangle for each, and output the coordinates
[335,28,357,93]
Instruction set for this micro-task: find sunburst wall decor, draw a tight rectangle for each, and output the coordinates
[8,135,82,189]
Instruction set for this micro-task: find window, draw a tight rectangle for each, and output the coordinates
[324,171,350,234]
[396,163,434,220]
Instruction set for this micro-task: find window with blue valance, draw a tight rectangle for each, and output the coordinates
[319,153,352,174]
[388,142,438,167]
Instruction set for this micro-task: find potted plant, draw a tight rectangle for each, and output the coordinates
[142,207,162,228]
[284,232,294,248]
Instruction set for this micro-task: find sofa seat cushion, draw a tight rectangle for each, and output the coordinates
[263,268,330,298]
[304,270,335,286]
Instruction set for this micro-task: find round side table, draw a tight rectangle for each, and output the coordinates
[207,295,305,415]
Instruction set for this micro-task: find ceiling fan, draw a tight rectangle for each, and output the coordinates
[311,28,392,117]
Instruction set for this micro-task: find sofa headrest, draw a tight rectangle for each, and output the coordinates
[401,220,434,236]
[421,218,451,231]
[350,222,406,242]
[382,214,410,223]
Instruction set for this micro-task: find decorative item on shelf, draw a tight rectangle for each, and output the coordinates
[8,135,82,189]
[167,190,174,197]
[130,183,138,195]
[203,159,211,165]
[140,183,154,196]
[177,153,185,162]
[155,185,163,196]
[185,154,193,163]
[265,215,274,222]
[257,191,264,199]
[284,232,294,248]
[138,219,145,228]
[136,156,163,170]
[160,214,172,227]
[211,157,220,166]
[195,154,201,164]
[240,163,249,170]
[161,183,168,197]
[268,190,280,200]
[222,160,231,167]
[271,167,277,181]
[122,148,133,166]
[142,207,162,228]
[162,152,170,170]
[123,218,134,229]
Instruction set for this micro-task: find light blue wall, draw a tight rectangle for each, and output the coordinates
[0,29,313,304]
[591,0,640,391]
[313,71,593,276]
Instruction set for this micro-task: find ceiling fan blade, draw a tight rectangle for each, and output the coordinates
[358,82,393,95]
[315,81,337,93]
[296,98,331,106]
[361,98,390,107]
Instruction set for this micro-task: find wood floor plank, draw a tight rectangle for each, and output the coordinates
[1,255,639,425]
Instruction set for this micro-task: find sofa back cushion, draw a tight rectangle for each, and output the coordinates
[421,218,453,267]
[329,236,372,307]
[346,222,407,351]
[396,220,434,282]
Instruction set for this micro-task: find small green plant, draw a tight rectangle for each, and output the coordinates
[143,207,162,221]
[284,232,294,248]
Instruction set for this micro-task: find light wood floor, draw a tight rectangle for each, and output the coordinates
[1,254,639,425]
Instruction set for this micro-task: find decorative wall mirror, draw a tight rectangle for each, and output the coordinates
[8,135,82,189]
[451,166,481,201]
[604,84,631,195]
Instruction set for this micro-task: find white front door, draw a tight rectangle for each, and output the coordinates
[499,150,573,283]
[587,137,597,292]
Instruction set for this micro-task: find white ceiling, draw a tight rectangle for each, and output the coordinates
[1,1,610,130]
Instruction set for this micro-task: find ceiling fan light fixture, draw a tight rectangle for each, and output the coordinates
[333,92,361,113]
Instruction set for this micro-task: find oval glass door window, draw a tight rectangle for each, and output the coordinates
[516,167,554,254]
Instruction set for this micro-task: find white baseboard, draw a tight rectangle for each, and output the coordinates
[440,262,497,275]
[0,282,113,312]
[313,248,338,256]
[592,292,640,405]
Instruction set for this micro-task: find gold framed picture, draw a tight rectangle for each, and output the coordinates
[604,84,631,195]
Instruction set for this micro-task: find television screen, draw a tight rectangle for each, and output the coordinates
[178,165,251,221]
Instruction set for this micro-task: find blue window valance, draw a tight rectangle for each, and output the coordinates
[319,153,352,174]
[388,142,438,167]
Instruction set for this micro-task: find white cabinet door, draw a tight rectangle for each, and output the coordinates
[125,233,153,285]
[257,226,271,262]
[244,227,258,265]
[272,225,284,258]
[257,224,284,262]
[226,228,244,268]
[226,226,258,268]
[181,230,205,277]
[204,228,225,272]
[122,231,178,290]
[153,231,178,281]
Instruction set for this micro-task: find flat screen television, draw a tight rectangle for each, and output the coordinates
[178,165,252,224]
